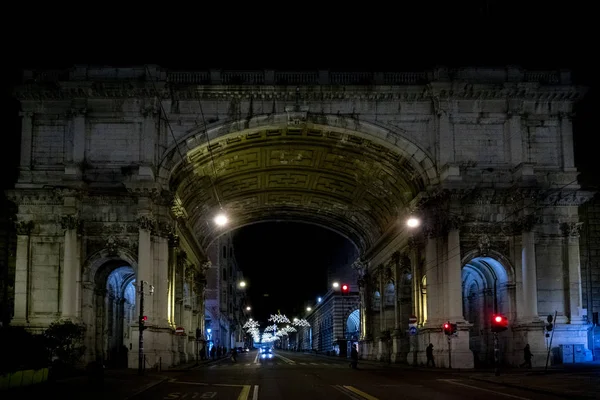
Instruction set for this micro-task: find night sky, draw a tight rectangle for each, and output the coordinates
[1,2,597,324]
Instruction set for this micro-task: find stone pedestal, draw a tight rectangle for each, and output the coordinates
[391,332,409,364]
[511,321,547,367]
[359,339,376,361]
[377,337,391,362]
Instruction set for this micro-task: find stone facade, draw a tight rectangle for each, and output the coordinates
[205,232,248,352]
[6,65,595,369]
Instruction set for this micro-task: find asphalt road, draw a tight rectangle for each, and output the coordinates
[134,350,570,400]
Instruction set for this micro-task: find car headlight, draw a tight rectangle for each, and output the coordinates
[261,354,266,358]
[268,354,273,359]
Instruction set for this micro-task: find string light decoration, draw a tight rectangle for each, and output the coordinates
[264,324,278,332]
[268,314,290,324]
[293,318,311,327]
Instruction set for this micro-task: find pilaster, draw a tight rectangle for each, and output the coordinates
[561,222,585,323]
[13,220,34,324]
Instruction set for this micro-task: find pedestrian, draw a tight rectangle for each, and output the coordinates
[350,344,359,369]
[426,343,435,367]
[520,344,533,369]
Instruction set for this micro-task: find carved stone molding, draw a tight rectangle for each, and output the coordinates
[200,261,211,274]
[351,259,368,278]
[560,222,584,238]
[137,215,157,233]
[15,220,34,235]
[156,220,174,238]
[168,233,180,248]
[106,236,120,256]
[60,215,81,231]
[184,267,196,281]
[477,234,491,256]
[65,107,87,118]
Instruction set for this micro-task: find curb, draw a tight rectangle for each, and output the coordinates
[468,376,597,399]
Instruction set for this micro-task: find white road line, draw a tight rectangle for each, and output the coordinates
[438,379,531,400]
[253,352,259,364]
[273,353,296,364]
[252,385,259,400]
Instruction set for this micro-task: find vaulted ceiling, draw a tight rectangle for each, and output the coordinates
[170,125,428,252]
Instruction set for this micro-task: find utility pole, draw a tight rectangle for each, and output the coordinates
[138,280,154,375]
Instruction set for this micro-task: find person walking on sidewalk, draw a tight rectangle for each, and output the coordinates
[520,344,533,369]
[426,343,435,367]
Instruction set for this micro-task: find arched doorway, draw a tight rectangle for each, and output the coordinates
[462,256,513,367]
[93,261,136,367]
[346,309,360,340]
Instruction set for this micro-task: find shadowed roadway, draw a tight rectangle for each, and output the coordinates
[131,350,574,400]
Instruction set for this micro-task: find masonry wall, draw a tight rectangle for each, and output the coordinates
[580,194,600,322]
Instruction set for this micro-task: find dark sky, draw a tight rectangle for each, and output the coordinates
[1,1,597,324]
[233,222,354,322]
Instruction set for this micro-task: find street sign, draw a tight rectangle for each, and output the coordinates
[408,315,418,324]
[175,327,185,335]
[408,326,418,336]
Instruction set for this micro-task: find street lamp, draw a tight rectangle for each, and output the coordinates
[238,281,247,288]
[306,307,312,312]
[214,213,228,226]
[246,306,251,311]
[317,297,322,303]
[332,282,340,289]
[406,216,420,228]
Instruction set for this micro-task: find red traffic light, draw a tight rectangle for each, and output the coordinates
[491,314,508,333]
[341,284,349,292]
[444,323,450,329]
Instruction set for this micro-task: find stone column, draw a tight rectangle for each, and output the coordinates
[64,106,86,177]
[167,234,179,327]
[446,217,464,322]
[423,230,441,327]
[137,215,155,320]
[352,259,371,340]
[408,238,421,321]
[561,222,584,323]
[520,215,539,321]
[60,215,81,320]
[153,231,169,327]
[392,254,401,332]
[13,220,34,324]
[378,268,385,334]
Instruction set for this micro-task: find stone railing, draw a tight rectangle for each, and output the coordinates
[22,66,570,85]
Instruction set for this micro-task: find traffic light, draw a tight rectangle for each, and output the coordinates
[341,284,350,295]
[491,314,508,333]
[140,315,148,331]
[443,322,452,335]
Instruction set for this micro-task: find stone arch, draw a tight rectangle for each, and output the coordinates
[158,114,437,186]
[158,115,439,253]
[460,253,515,367]
[80,249,138,366]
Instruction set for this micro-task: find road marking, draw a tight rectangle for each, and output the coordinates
[237,385,251,400]
[273,353,296,364]
[253,352,259,364]
[343,385,380,400]
[332,385,363,400]
[252,385,259,400]
[438,379,531,400]
[171,381,209,385]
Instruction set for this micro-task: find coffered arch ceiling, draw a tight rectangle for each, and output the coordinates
[169,123,435,253]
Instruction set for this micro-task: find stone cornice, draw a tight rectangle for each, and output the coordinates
[15,66,585,102]
[14,83,584,103]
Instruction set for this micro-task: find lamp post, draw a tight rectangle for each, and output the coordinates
[138,280,154,375]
